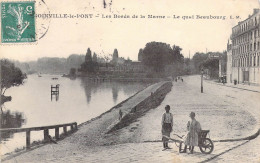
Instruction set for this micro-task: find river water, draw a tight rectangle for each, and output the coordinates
[1,74,150,155]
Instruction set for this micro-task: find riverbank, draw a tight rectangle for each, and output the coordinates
[2,81,172,162]
[63,74,170,83]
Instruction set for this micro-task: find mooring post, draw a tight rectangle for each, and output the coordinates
[63,126,67,135]
[55,127,59,139]
[56,85,59,92]
[75,123,78,130]
[43,129,49,141]
[26,130,31,149]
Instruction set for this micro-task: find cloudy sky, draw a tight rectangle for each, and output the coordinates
[1,0,259,61]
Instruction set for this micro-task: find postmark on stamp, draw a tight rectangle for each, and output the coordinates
[1,1,36,43]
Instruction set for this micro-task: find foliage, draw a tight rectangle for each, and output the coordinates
[192,52,209,73]
[172,45,184,63]
[93,53,98,62]
[66,54,85,70]
[1,110,25,129]
[80,48,99,73]
[69,68,76,76]
[202,59,219,78]
[85,48,92,62]
[191,51,227,75]
[142,42,184,73]
[1,59,26,95]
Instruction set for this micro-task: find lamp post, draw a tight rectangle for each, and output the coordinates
[201,68,204,93]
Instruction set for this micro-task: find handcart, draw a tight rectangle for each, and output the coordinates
[179,130,214,154]
[164,130,214,154]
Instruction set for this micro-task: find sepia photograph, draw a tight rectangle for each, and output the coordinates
[0,0,260,162]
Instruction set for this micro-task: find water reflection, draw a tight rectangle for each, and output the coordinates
[51,94,59,101]
[112,85,119,103]
[80,79,101,104]
[0,109,26,139]
[80,79,145,104]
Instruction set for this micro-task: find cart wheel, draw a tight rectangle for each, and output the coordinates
[179,142,185,153]
[199,138,214,154]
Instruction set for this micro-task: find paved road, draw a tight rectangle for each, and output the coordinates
[3,76,260,163]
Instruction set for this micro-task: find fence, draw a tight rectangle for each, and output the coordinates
[0,122,77,149]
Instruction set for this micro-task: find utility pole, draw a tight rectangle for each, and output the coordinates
[201,68,204,93]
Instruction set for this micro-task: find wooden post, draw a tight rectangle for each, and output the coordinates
[75,123,77,130]
[55,127,59,139]
[26,131,30,149]
[44,129,49,141]
[63,126,67,135]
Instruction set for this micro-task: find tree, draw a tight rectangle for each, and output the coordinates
[202,59,219,78]
[192,52,209,73]
[93,53,98,63]
[1,59,26,105]
[172,45,184,63]
[69,68,76,76]
[138,49,143,61]
[66,54,85,72]
[80,49,99,73]
[142,42,183,73]
[85,48,92,62]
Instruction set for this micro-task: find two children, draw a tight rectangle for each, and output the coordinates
[162,106,201,153]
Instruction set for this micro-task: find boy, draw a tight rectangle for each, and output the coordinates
[161,105,173,150]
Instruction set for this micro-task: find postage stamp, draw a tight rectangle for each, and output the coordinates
[1,1,36,43]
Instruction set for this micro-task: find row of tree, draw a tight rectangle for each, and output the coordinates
[80,48,99,73]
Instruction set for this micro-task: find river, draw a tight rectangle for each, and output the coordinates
[0,74,151,155]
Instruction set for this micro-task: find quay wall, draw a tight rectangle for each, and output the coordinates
[107,81,173,133]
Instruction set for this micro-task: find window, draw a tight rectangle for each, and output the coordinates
[249,56,251,67]
[257,54,259,66]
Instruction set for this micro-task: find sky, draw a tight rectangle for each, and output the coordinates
[1,0,259,61]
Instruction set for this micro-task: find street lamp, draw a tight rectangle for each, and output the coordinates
[201,68,204,93]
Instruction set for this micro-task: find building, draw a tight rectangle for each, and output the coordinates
[227,9,260,85]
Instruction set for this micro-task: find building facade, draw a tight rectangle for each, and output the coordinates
[227,9,260,85]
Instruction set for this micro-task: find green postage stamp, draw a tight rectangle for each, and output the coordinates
[1,1,36,43]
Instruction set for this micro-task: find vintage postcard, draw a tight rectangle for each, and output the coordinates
[0,0,260,162]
